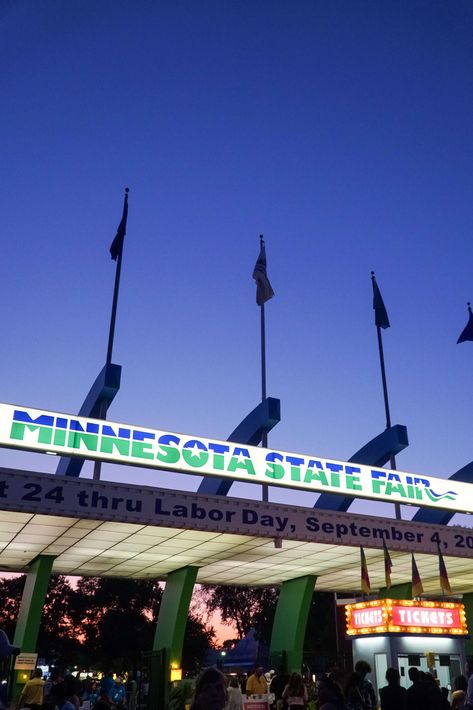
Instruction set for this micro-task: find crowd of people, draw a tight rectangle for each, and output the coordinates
[13,659,473,710]
[186,659,473,710]
[16,669,134,710]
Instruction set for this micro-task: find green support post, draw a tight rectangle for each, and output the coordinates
[462,593,473,657]
[378,582,412,600]
[270,575,317,673]
[152,566,198,710]
[12,555,55,698]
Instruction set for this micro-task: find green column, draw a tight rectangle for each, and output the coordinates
[270,575,317,673]
[13,555,55,652]
[12,555,55,700]
[153,566,198,665]
[462,593,473,657]
[378,582,412,600]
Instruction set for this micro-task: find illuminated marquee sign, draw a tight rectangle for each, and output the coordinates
[0,402,469,513]
[346,599,468,636]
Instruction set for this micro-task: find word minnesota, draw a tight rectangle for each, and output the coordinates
[7,407,459,508]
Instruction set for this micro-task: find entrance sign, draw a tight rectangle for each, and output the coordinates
[346,599,467,636]
[0,402,468,512]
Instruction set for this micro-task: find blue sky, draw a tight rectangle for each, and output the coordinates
[2,0,473,522]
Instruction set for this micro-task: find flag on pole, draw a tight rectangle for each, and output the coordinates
[383,539,392,589]
[457,302,473,344]
[110,188,129,261]
[411,553,424,597]
[438,546,452,594]
[371,272,390,329]
[360,545,371,595]
[253,235,274,306]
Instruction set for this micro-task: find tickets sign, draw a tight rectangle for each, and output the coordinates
[346,599,467,636]
[0,402,468,513]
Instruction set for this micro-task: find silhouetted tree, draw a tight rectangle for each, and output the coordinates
[201,585,278,643]
[0,576,25,641]
[0,574,214,671]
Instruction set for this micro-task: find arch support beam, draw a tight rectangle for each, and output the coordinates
[315,424,409,512]
[270,575,317,673]
[56,362,122,476]
[13,555,55,652]
[153,566,198,664]
[198,397,281,496]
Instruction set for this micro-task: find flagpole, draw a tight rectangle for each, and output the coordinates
[260,293,268,502]
[93,188,129,481]
[372,272,401,521]
[253,234,273,503]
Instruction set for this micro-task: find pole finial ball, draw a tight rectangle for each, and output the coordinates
[125,187,130,193]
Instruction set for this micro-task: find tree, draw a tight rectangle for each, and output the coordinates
[70,577,163,670]
[181,614,215,673]
[0,576,25,641]
[201,585,278,643]
[0,574,215,672]
[303,592,338,671]
[37,575,83,666]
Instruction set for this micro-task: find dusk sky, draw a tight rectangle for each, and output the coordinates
[2,1,473,525]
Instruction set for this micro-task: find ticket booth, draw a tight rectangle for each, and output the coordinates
[345,599,468,698]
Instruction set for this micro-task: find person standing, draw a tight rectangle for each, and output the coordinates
[110,678,126,709]
[246,667,268,696]
[379,668,406,710]
[18,669,45,710]
[282,673,307,709]
[190,668,227,710]
[451,675,468,709]
[354,661,376,710]
[225,677,243,710]
[405,667,427,710]
[270,667,289,710]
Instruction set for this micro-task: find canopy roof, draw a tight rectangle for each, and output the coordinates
[0,467,472,596]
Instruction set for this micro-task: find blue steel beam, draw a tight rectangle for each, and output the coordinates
[413,461,473,525]
[197,397,281,495]
[314,424,409,512]
[56,363,122,476]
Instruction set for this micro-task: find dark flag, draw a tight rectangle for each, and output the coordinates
[360,545,371,595]
[383,538,392,589]
[110,188,129,261]
[253,235,274,306]
[371,272,390,329]
[411,553,424,597]
[457,302,473,344]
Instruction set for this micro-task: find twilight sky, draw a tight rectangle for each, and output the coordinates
[2,1,473,524]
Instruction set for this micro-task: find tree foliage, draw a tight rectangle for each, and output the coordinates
[202,585,278,643]
[0,575,213,671]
